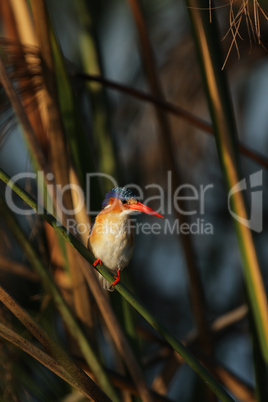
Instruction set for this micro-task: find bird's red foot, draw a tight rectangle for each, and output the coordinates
[111,269,120,287]
[93,258,101,267]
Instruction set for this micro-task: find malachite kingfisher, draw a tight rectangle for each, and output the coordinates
[88,187,164,291]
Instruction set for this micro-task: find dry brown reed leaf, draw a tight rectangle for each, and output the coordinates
[0,40,44,145]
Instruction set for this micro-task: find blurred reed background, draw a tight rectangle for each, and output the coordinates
[0,0,268,401]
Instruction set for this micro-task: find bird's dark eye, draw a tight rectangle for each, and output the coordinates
[121,199,127,204]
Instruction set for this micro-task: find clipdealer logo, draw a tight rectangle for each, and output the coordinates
[4,170,263,234]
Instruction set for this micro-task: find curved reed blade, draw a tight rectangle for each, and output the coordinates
[0,284,111,400]
[0,322,111,401]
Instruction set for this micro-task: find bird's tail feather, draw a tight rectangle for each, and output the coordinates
[98,273,114,292]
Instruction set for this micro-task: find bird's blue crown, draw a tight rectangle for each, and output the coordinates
[102,187,137,208]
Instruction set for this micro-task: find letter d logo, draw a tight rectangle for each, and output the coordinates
[228,170,263,233]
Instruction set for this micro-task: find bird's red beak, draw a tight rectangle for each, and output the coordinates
[127,201,164,218]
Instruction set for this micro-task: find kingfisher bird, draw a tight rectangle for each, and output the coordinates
[88,187,164,291]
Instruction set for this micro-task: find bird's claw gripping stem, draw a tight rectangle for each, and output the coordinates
[93,260,120,287]
[111,269,120,287]
[93,258,101,267]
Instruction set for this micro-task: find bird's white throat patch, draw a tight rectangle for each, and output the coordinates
[120,209,139,216]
